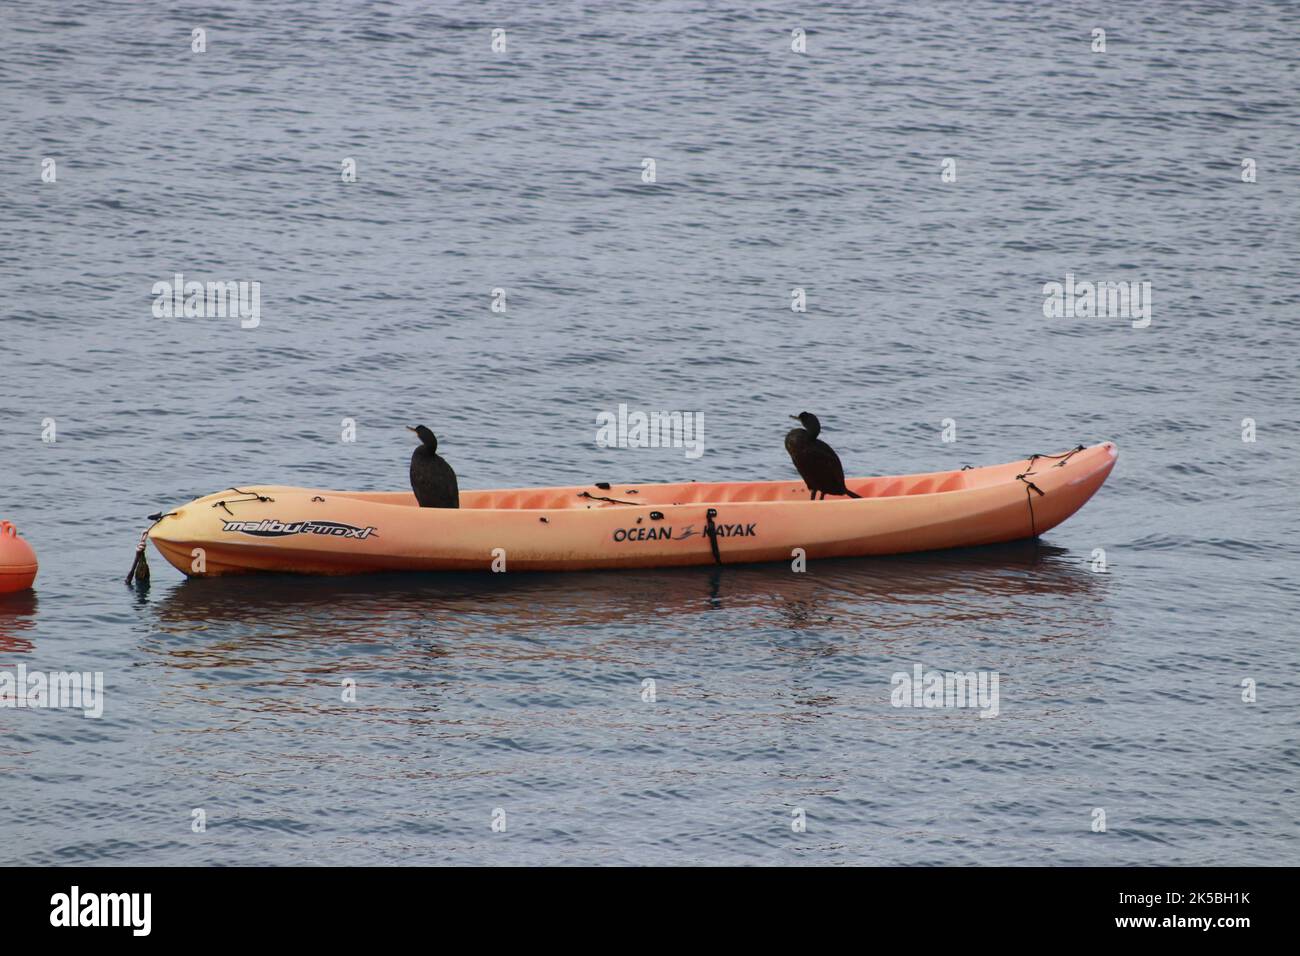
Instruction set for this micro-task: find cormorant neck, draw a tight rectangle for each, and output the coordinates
[413,426,438,451]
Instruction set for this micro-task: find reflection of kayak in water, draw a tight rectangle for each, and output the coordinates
[147,443,1116,577]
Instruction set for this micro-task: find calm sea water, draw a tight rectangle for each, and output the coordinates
[2,0,1298,865]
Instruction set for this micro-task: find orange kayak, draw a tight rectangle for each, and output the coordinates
[148,442,1116,576]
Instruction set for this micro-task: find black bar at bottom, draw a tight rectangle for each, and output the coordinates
[0,866,1280,940]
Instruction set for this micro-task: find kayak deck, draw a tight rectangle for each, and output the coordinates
[148,442,1117,576]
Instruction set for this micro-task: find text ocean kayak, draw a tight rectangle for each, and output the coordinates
[147,442,1116,576]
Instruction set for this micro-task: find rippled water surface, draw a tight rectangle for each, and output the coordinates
[2,0,1298,865]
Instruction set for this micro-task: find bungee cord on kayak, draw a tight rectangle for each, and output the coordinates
[1024,445,1088,469]
[578,491,639,506]
[1014,446,1086,536]
[704,508,722,565]
[212,488,275,516]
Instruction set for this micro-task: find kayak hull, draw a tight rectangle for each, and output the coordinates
[148,442,1117,576]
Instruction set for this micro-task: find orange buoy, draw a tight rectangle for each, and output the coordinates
[0,521,38,593]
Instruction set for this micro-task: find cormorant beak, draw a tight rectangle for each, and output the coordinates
[406,426,417,432]
[790,415,801,421]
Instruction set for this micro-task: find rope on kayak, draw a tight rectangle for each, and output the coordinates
[124,529,151,586]
[1013,445,1084,536]
[1015,474,1046,536]
[125,510,177,586]
[704,508,722,565]
[577,491,638,506]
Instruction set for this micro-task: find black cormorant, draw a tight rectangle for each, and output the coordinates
[408,425,459,508]
[784,412,862,500]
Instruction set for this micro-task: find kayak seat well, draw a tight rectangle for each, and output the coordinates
[851,471,965,498]
[904,472,965,495]
[456,470,970,509]
[722,485,766,503]
[934,472,966,493]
